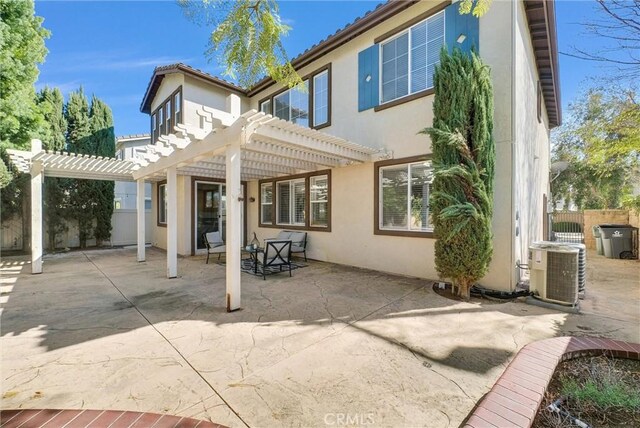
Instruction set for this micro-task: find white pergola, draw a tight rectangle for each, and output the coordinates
[9,93,381,311]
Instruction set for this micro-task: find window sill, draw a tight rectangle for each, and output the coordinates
[157,222,167,228]
[259,223,332,233]
[374,88,435,112]
[374,228,435,238]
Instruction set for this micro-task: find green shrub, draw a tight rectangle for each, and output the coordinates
[422,48,495,300]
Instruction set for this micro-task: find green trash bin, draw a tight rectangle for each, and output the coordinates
[599,224,633,259]
[592,225,603,255]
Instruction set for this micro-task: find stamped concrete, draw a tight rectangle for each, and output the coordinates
[1,248,638,427]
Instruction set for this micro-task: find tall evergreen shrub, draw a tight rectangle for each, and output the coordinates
[423,48,495,300]
[38,87,68,250]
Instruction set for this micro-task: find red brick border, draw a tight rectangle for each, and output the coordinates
[463,336,640,428]
[0,409,228,428]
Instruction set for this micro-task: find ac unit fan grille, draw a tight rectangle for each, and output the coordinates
[546,251,579,303]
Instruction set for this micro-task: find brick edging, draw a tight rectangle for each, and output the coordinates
[463,336,640,428]
[0,409,228,428]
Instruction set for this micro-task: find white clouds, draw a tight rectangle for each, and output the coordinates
[47,50,195,73]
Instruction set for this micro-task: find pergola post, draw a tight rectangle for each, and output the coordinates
[30,139,43,274]
[225,137,242,311]
[225,93,242,311]
[136,178,145,262]
[166,166,178,278]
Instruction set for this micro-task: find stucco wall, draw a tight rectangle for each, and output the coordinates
[145,1,552,291]
[475,0,516,290]
[151,74,184,113]
[246,163,440,280]
[510,0,551,283]
[182,76,250,130]
[152,176,191,255]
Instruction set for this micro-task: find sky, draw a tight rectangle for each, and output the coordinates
[34,0,620,137]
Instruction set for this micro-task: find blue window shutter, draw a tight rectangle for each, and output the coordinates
[445,3,480,54]
[358,44,379,112]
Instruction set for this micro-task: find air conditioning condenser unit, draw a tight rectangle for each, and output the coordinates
[529,242,579,306]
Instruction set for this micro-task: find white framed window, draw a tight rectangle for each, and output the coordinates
[380,10,444,104]
[158,106,164,127]
[165,101,171,133]
[174,91,181,123]
[260,99,272,114]
[152,114,157,132]
[313,70,329,127]
[273,81,309,126]
[310,175,328,227]
[261,182,273,224]
[379,160,433,232]
[277,179,305,226]
[260,65,330,129]
[158,183,167,225]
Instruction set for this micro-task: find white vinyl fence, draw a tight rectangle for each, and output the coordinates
[1,210,151,251]
[110,209,152,246]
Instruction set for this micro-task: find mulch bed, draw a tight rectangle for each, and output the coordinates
[432,282,508,304]
[533,356,640,427]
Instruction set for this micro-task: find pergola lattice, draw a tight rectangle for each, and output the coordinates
[9,97,382,311]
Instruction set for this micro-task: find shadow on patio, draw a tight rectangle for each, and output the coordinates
[2,248,637,427]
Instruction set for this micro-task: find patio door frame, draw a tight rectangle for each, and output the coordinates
[190,176,247,255]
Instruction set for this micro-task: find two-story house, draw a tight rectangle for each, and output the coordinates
[114,134,152,210]
[138,0,560,299]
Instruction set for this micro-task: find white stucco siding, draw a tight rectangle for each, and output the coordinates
[152,176,191,255]
[181,76,251,130]
[246,164,440,280]
[151,74,184,113]
[249,0,448,159]
[473,0,516,290]
[513,0,551,276]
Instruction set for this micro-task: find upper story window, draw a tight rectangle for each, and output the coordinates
[174,91,181,125]
[260,99,271,114]
[165,101,172,134]
[313,70,329,127]
[150,86,182,142]
[259,64,331,130]
[381,11,444,104]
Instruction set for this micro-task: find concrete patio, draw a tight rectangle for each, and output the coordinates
[1,248,638,427]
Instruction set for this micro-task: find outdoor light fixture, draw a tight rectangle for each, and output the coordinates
[249,197,256,203]
[457,34,466,44]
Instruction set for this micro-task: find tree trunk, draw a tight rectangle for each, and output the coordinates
[457,279,472,301]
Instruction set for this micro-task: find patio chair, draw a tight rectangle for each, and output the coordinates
[257,240,292,280]
[269,230,308,261]
[203,231,225,264]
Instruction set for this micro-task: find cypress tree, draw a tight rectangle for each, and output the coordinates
[37,87,68,250]
[423,48,495,300]
[65,88,94,248]
[89,96,115,244]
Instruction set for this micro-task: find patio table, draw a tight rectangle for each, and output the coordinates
[242,246,263,273]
